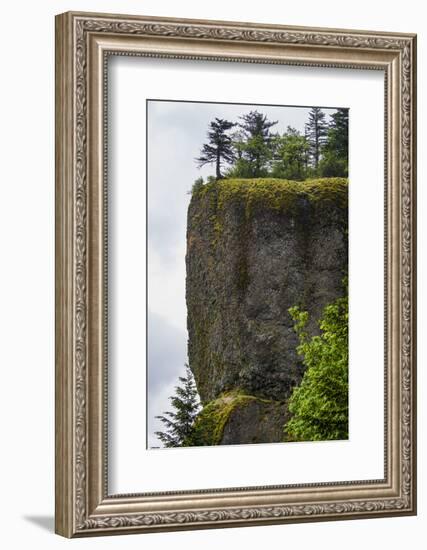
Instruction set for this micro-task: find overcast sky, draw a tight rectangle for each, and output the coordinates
[147,100,337,448]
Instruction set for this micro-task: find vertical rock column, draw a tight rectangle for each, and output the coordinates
[186,178,348,444]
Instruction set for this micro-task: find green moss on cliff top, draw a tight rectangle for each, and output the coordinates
[192,177,348,214]
[189,177,347,253]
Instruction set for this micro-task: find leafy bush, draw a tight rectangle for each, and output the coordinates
[191,177,204,193]
[285,287,348,442]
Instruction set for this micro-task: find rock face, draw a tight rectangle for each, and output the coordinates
[220,396,287,445]
[186,178,348,443]
[188,392,288,446]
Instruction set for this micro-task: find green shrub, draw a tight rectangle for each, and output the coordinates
[285,287,348,442]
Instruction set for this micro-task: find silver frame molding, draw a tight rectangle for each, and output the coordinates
[55,11,417,538]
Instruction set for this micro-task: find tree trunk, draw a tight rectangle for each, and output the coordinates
[314,123,320,169]
[216,151,221,179]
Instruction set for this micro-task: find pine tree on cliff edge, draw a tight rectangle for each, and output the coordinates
[196,118,236,179]
[236,110,278,177]
[154,365,201,448]
[305,107,328,171]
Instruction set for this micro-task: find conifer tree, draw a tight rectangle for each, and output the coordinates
[305,107,328,171]
[235,110,278,177]
[318,108,349,177]
[328,108,349,159]
[154,365,201,448]
[196,118,236,179]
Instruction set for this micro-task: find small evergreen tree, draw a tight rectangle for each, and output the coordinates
[196,118,236,179]
[305,107,328,171]
[155,365,201,448]
[319,108,349,177]
[303,126,311,173]
[239,110,278,140]
[329,108,349,159]
[230,128,246,161]
[234,110,278,177]
[285,285,349,442]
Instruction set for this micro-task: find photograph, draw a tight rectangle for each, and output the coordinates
[147,100,349,448]
[53,9,416,538]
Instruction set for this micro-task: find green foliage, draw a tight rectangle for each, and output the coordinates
[285,287,349,442]
[305,107,328,170]
[192,177,348,214]
[194,108,348,182]
[227,135,273,178]
[230,110,278,178]
[318,153,348,178]
[271,126,310,180]
[327,108,349,158]
[239,110,278,140]
[154,365,201,447]
[319,109,349,177]
[191,176,204,193]
[196,118,236,179]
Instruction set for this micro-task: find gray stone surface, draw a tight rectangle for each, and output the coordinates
[186,179,348,407]
[220,398,288,445]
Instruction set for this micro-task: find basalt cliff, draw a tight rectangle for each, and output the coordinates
[186,178,348,445]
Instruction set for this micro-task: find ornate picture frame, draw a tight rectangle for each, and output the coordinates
[55,11,417,537]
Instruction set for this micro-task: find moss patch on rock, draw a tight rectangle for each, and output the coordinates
[192,177,348,220]
[186,391,287,446]
[185,392,252,446]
